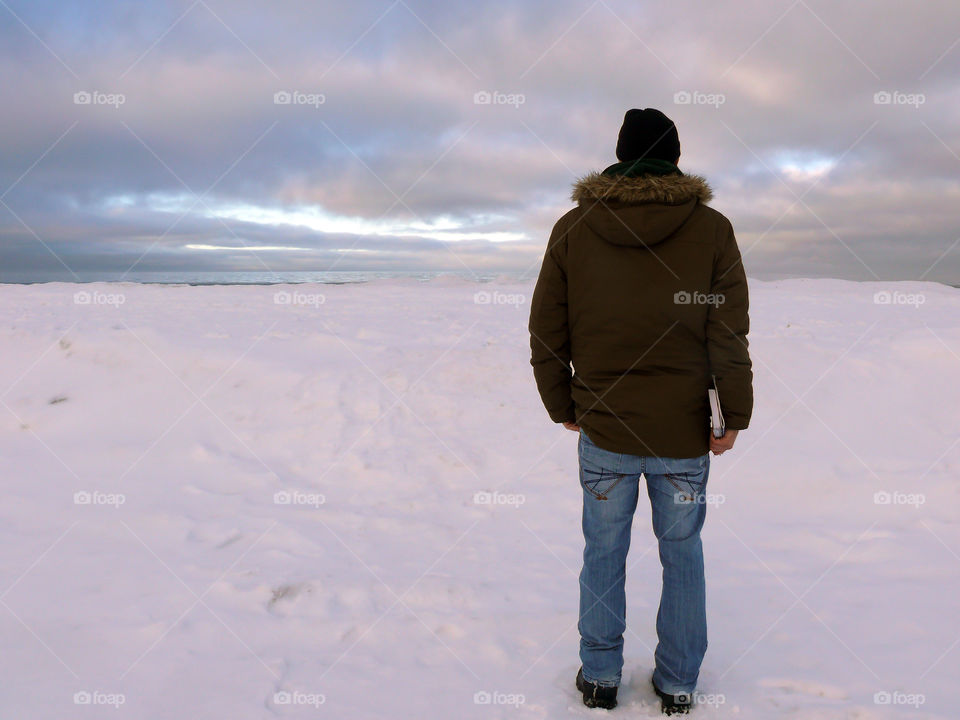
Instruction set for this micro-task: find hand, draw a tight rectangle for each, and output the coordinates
[709,429,738,456]
[562,421,580,432]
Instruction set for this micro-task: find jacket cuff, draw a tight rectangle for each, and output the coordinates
[724,415,750,431]
[548,404,576,424]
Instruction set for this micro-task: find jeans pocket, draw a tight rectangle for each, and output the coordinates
[580,466,626,501]
[664,464,707,504]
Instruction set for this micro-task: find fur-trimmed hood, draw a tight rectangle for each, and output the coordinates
[570,171,714,247]
[571,171,713,205]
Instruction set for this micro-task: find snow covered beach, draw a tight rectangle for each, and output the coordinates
[1,277,958,719]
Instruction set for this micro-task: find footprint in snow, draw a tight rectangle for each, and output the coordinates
[269,582,312,610]
[758,677,848,700]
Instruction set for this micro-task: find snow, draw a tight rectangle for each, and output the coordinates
[0,277,958,718]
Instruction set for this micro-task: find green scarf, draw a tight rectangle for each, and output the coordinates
[602,157,681,178]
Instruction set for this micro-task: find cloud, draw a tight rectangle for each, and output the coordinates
[0,0,958,283]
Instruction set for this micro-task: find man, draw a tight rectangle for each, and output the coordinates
[528,108,753,714]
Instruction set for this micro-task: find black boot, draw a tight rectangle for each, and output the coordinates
[575,667,618,710]
[652,679,692,715]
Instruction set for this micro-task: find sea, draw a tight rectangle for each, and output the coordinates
[2,270,955,287]
[0,270,534,285]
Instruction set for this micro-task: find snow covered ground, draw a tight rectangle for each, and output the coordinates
[0,277,957,719]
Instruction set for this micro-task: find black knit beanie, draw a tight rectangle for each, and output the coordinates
[615,108,681,163]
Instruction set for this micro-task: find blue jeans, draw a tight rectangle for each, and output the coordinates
[577,428,709,695]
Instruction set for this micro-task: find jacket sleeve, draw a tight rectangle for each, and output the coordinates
[529,218,576,424]
[706,219,753,430]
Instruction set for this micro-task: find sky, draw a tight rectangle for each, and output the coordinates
[0,0,958,282]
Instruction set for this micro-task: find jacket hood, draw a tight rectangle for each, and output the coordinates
[571,171,713,247]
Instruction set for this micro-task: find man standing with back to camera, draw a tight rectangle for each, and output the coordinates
[529,108,753,714]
